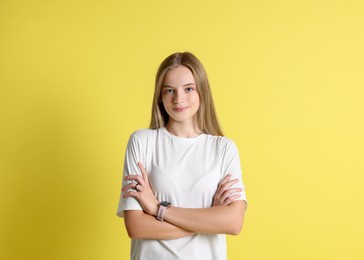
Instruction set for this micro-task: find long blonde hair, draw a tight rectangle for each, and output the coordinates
[149,52,223,136]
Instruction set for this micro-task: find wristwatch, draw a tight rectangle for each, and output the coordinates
[156,201,172,221]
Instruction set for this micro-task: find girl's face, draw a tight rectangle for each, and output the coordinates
[161,65,200,126]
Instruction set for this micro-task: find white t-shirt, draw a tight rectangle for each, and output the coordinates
[117,127,247,260]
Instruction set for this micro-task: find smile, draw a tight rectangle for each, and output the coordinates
[173,107,189,112]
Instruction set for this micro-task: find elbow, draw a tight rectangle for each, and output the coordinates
[227,220,244,236]
[228,228,241,236]
[124,212,144,239]
[226,211,246,235]
[226,200,247,235]
[126,229,140,239]
[125,223,145,239]
[229,230,241,236]
[125,226,136,239]
[126,225,146,239]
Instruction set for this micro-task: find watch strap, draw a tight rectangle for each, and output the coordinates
[156,201,171,221]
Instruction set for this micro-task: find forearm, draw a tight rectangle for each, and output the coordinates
[122,163,247,237]
[163,201,247,235]
[124,210,195,240]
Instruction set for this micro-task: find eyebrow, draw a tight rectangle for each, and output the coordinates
[162,83,196,88]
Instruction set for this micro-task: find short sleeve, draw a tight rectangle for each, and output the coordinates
[116,133,144,218]
[221,140,248,204]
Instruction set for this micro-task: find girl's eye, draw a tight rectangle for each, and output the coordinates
[185,87,194,92]
[164,89,174,94]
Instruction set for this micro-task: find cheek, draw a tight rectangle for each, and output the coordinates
[161,96,172,110]
[161,95,169,104]
[192,93,200,106]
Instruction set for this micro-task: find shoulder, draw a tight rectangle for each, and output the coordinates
[128,128,158,144]
[130,128,157,138]
[205,134,239,155]
[206,134,236,147]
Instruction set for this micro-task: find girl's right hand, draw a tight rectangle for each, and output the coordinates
[212,174,242,207]
[122,162,159,216]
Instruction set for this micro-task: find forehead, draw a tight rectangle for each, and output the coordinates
[162,65,195,87]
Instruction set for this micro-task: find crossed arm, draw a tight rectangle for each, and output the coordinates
[122,162,247,240]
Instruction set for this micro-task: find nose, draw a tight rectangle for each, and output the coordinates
[173,90,185,104]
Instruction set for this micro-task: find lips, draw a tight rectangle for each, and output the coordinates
[173,106,189,112]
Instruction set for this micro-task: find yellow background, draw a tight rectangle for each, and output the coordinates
[1,0,363,259]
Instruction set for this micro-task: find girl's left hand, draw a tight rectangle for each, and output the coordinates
[212,174,242,207]
[122,162,159,216]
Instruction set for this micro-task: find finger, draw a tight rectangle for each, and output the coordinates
[138,162,149,183]
[220,192,241,205]
[226,178,239,187]
[220,188,242,201]
[224,187,243,196]
[219,174,231,188]
[227,188,243,194]
[223,194,241,205]
[122,182,138,192]
[221,178,239,191]
[124,174,143,184]
[216,174,232,197]
[136,184,143,192]
[123,190,139,199]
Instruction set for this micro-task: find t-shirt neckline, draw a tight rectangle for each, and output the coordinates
[161,127,204,142]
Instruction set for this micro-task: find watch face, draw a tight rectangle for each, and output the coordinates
[161,201,171,207]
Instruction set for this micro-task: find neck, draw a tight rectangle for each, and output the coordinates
[165,120,201,138]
